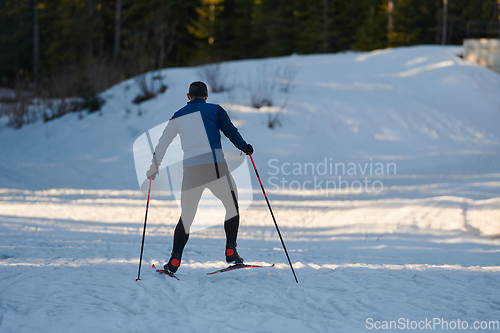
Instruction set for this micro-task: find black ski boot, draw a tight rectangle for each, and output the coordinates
[225,242,244,264]
[164,252,182,273]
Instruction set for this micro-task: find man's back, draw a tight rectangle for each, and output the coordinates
[154,97,247,168]
[173,98,222,154]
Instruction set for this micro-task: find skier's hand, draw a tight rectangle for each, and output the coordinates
[146,165,158,180]
[243,144,253,155]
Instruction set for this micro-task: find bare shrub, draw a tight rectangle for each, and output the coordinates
[0,58,122,128]
[197,62,230,93]
[42,61,113,119]
[125,37,169,105]
[133,73,155,104]
[76,77,105,113]
[0,80,38,128]
[47,69,77,98]
[1,98,37,128]
[265,104,286,129]
[82,58,124,94]
[276,64,298,93]
[40,98,75,122]
[41,70,78,121]
[267,113,281,129]
[246,64,295,129]
[132,71,167,104]
[248,65,276,109]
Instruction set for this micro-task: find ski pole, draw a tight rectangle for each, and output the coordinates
[248,154,298,283]
[136,176,153,281]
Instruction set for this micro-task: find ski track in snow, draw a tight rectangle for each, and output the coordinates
[0,189,500,332]
[1,46,500,332]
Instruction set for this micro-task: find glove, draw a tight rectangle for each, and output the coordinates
[243,144,253,155]
[146,165,158,180]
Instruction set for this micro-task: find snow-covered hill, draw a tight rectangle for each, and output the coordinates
[1,46,500,332]
[1,45,500,194]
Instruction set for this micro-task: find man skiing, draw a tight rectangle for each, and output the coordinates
[146,81,253,274]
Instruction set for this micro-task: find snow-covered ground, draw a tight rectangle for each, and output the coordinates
[1,45,500,332]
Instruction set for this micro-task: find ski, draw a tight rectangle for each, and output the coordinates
[207,263,275,275]
[152,264,180,280]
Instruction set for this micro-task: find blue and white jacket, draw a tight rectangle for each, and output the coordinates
[152,98,248,168]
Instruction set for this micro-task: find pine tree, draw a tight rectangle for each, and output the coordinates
[0,0,34,81]
[327,0,372,52]
[187,0,225,60]
[446,0,498,43]
[390,0,441,46]
[351,0,388,51]
[295,0,329,54]
[251,0,297,57]
[216,0,257,60]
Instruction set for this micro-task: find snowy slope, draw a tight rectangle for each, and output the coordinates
[1,46,499,197]
[1,46,500,332]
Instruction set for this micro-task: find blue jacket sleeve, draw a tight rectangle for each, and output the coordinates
[217,105,248,151]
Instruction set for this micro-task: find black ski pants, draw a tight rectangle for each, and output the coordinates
[172,162,239,254]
